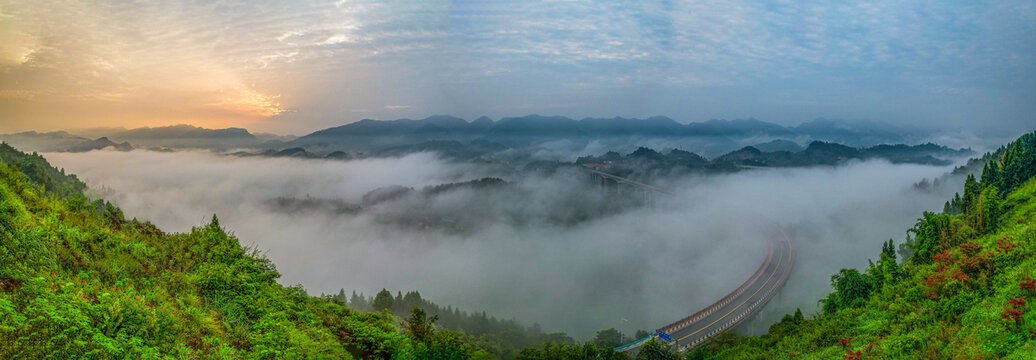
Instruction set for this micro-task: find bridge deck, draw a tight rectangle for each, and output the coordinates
[586,168,796,353]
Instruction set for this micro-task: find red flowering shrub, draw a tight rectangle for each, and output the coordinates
[837,337,873,360]
[933,250,955,264]
[1021,277,1035,292]
[996,237,1017,253]
[1001,297,1027,330]
[959,242,983,256]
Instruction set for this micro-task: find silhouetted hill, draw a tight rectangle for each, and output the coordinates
[59,124,285,150]
[753,139,803,153]
[113,124,255,140]
[791,118,933,146]
[575,116,685,135]
[686,118,792,136]
[303,115,472,138]
[287,115,940,155]
[574,141,975,181]
[0,131,134,152]
[66,137,133,152]
[490,114,584,136]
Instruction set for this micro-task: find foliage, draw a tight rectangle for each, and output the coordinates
[0,145,483,359]
[373,288,395,312]
[820,269,874,314]
[342,288,575,359]
[514,342,631,360]
[634,339,680,360]
[592,328,628,349]
[0,142,86,198]
[693,130,1036,359]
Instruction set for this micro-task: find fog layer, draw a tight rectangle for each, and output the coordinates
[45,150,960,338]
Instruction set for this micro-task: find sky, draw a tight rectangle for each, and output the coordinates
[1,0,1034,135]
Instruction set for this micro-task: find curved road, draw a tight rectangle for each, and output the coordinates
[587,167,795,354]
[669,232,793,352]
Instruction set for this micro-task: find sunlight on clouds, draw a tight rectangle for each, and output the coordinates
[211,88,286,117]
[0,0,293,131]
[0,0,1033,133]
[0,89,38,100]
[0,9,35,69]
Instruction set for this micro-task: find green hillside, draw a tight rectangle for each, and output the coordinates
[0,142,482,359]
[514,132,1036,360]
[2,129,1034,360]
[692,131,1036,359]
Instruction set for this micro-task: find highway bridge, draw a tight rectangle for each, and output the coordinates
[583,166,795,354]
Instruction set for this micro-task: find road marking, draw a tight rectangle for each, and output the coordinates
[663,240,774,333]
[674,239,787,343]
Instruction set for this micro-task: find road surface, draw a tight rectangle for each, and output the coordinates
[588,167,796,354]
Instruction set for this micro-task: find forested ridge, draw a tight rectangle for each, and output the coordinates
[338,288,578,359]
[0,142,483,359]
[2,128,1035,359]
[690,131,1036,359]
[517,131,1036,359]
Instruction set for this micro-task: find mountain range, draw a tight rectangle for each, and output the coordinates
[290,115,929,147]
[2,116,939,157]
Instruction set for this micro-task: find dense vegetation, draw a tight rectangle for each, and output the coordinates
[0,142,86,197]
[691,131,1036,359]
[0,143,484,359]
[515,131,1036,359]
[340,289,578,359]
[2,129,1032,359]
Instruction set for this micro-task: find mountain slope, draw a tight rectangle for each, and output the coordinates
[515,131,1036,360]
[0,145,482,359]
[693,131,1036,359]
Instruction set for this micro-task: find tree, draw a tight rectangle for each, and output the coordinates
[515,342,629,360]
[592,328,626,348]
[970,185,1002,234]
[336,289,347,304]
[822,269,874,313]
[394,291,404,312]
[402,307,439,343]
[349,290,368,311]
[635,339,678,360]
[769,308,805,337]
[833,269,873,307]
[961,174,980,210]
[906,211,952,264]
[867,239,901,291]
[372,288,395,312]
[403,291,423,310]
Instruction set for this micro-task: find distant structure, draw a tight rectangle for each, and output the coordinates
[582,164,669,203]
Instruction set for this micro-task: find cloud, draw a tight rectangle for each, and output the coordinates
[44,149,963,338]
[384,105,410,110]
[1,0,1033,134]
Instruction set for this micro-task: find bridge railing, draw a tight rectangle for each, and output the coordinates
[679,237,795,352]
[615,240,776,352]
[657,239,775,334]
[596,168,796,353]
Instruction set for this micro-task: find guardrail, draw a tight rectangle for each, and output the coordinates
[678,237,795,352]
[659,240,775,334]
[592,169,796,354]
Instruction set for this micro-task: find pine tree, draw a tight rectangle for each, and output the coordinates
[372,288,395,312]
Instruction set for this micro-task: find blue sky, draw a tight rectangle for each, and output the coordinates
[0,0,1033,134]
